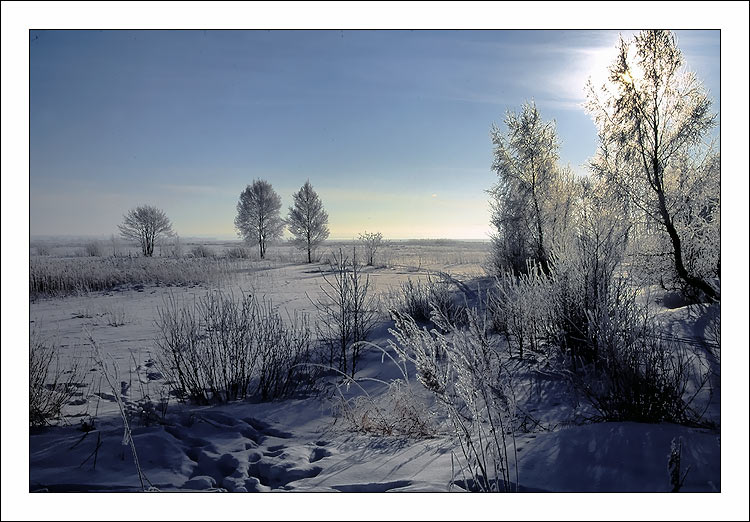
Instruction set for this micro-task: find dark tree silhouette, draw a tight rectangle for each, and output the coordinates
[287,180,330,263]
[235,179,285,259]
[118,205,174,257]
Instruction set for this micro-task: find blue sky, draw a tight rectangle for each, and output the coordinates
[30,29,719,239]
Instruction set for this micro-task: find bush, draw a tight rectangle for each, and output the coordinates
[30,333,87,427]
[575,288,709,424]
[388,308,519,492]
[545,180,631,364]
[162,234,183,258]
[485,186,707,424]
[226,246,252,259]
[189,244,214,258]
[389,274,461,327]
[488,261,551,359]
[84,240,103,257]
[155,291,316,404]
[311,248,378,375]
[358,231,385,266]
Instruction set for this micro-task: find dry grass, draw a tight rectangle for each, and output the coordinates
[29,256,239,297]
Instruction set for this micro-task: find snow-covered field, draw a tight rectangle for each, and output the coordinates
[23,239,725,501]
[14,237,737,522]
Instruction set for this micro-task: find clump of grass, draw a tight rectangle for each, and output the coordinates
[103,305,127,327]
[331,360,436,439]
[387,308,519,492]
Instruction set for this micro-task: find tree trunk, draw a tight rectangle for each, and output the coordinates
[532,193,549,275]
[653,161,719,302]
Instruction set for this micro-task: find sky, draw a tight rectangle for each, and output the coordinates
[29,29,720,240]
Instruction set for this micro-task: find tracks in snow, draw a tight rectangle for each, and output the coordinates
[163,411,335,492]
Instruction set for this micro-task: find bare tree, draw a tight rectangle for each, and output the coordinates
[489,102,575,275]
[310,247,377,375]
[234,179,285,259]
[586,30,719,301]
[358,231,384,266]
[118,205,174,257]
[287,180,330,263]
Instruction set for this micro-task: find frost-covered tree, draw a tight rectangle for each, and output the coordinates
[586,30,719,301]
[234,179,285,259]
[118,205,174,257]
[358,231,384,266]
[287,180,330,263]
[489,102,575,275]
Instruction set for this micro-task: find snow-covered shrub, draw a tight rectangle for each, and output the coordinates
[577,288,709,424]
[544,178,631,365]
[333,375,435,438]
[189,244,214,258]
[311,248,378,375]
[358,231,385,266]
[226,245,252,259]
[162,234,183,258]
[255,309,315,401]
[388,309,519,492]
[30,332,87,427]
[488,261,551,359]
[390,274,460,327]
[34,244,51,256]
[84,240,103,257]
[155,291,315,404]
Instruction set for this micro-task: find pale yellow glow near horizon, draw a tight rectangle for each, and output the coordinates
[319,189,492,240]
[30,185,493,240]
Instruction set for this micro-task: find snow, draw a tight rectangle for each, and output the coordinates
[8,241,744,519]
